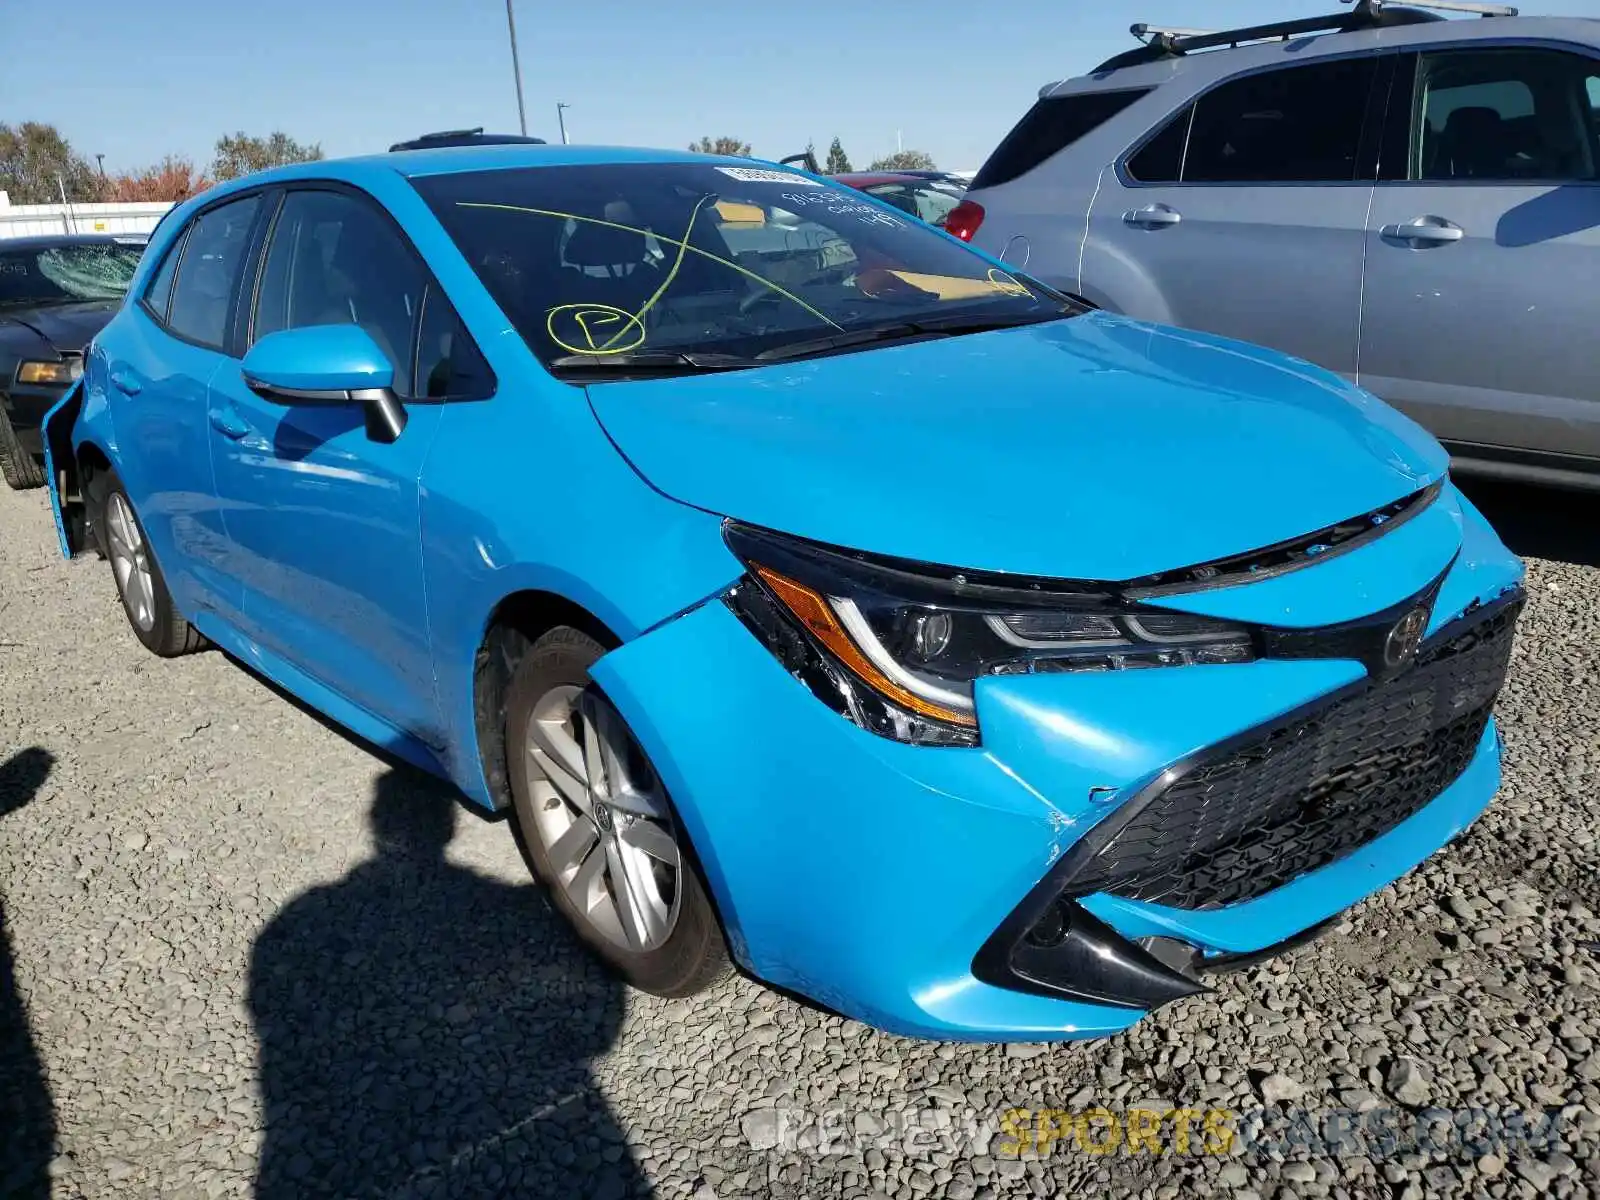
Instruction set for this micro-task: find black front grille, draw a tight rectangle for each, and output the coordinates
[1063,593,1522,910]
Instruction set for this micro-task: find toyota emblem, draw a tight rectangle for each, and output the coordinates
[1384,607,1429,669]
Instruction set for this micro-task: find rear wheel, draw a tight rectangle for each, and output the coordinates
[101,473,204,656]
[0,411,44,490]
[507,626,729,997]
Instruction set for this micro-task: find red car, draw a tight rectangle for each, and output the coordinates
[775,154,968,228]
[831,172,968,228]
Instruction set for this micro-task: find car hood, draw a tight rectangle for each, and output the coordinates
[0,300,119,355]
[585,312,1449,581]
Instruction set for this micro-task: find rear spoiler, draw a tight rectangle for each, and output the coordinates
[778,151,822,175]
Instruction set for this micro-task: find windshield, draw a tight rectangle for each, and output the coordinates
[413,162,1081,374]
[0,243,143,308]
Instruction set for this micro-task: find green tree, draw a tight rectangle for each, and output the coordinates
[869,149,937,172]
[824,137,853,174]
[688,136,752,157]
[211,131,323,181]
[0,122,104,203]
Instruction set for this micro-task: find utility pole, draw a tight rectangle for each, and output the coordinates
[95,154,106,182]
[505,0,528,136]
[556,103,571,145]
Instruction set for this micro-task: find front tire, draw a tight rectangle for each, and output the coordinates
[100,472,204,657]
[0,410,44,490]
[507,626,729,997]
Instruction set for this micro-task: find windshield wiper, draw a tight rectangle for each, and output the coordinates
[904,310,1072,334]
[547,350,754,375]
[752,323,921,363]
[752,311,1071,365]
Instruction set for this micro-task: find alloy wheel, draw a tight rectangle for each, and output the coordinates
[524,685,683,951]
[106,493,156,632]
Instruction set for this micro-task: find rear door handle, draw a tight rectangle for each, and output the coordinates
[109,369,142,395]
[1381,217,1464,246]
[1123,204,1182,230]
[208,405,251,440]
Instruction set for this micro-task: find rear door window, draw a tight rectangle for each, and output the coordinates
[1182,57,1379,182]
[1414,48,1599,181]
[973,89,1151,189]
[166,195,262,350]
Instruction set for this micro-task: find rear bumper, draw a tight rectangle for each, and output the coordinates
[589,488,1522,1041]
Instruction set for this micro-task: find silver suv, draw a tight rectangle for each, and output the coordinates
[953,1,1600,489]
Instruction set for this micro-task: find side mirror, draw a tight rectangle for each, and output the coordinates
[241,325,408,443]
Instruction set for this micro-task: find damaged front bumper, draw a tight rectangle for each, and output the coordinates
[41,380,86,559]
[590,484,1523,1041]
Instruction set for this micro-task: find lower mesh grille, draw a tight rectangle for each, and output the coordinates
[1064,594,1522,910]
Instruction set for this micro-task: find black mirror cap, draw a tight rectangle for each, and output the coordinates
[242,379,408,444]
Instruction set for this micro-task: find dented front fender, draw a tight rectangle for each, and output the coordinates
[41,380,86,559]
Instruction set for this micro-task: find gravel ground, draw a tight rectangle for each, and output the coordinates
[2,477,1598,1200]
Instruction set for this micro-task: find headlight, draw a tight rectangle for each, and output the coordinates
[723,523,1255,746]
[16,359,82,386]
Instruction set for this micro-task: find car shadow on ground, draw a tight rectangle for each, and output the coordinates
[0,747,56,1200]
[248,766,649,1199]
[1455,476,1600,569]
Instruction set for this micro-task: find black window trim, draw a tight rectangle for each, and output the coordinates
[1376,39,1600,188]
[141,185,276,357]
[411,280,496,403]
[137,223,189,326]
[1114,48,1394,189]
[236,178,497,404]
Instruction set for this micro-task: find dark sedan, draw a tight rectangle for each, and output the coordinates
[1,234,144,489]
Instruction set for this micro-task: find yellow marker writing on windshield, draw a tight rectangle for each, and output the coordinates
[546,304,647,356]
[457,201,844,342]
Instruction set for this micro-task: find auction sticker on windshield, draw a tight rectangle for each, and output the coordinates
[715,167,817,185]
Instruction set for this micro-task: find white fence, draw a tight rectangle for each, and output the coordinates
[0,194,174,239]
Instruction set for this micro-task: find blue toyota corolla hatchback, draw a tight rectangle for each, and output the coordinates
[43,144,1523,1041]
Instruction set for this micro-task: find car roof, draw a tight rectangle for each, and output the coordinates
[148,146,820,245]
[194,144,774,195]
[0,233,135,251]
[1051,14,1600,96]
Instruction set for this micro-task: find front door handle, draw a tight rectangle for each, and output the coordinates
[1381,217,1464,246]
[1124,204,1182,230]
[208,405,251,440]
[109,369,142,395]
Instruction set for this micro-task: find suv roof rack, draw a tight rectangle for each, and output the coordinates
[1093,0,1518,72]
[388,127,549,152]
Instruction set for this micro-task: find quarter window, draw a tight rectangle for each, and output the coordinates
[413,283,495,400]
[166,195,261,350]
[1414,49,1599,181]
[252,190,424,396]
[1126,107,1193,183]
[141,232,185,321]
[1182,57,1378,183]
[973,89,1151,189]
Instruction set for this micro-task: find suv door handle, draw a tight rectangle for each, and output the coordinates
[208,405,251,440]
[1124,204,1182,230]
[109,369,142,395]
[1381,217,1464,246]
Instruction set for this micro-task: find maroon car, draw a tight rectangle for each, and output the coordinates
[830,172,967,227]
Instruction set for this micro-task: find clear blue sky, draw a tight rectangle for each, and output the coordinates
[4,0,1594,174]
